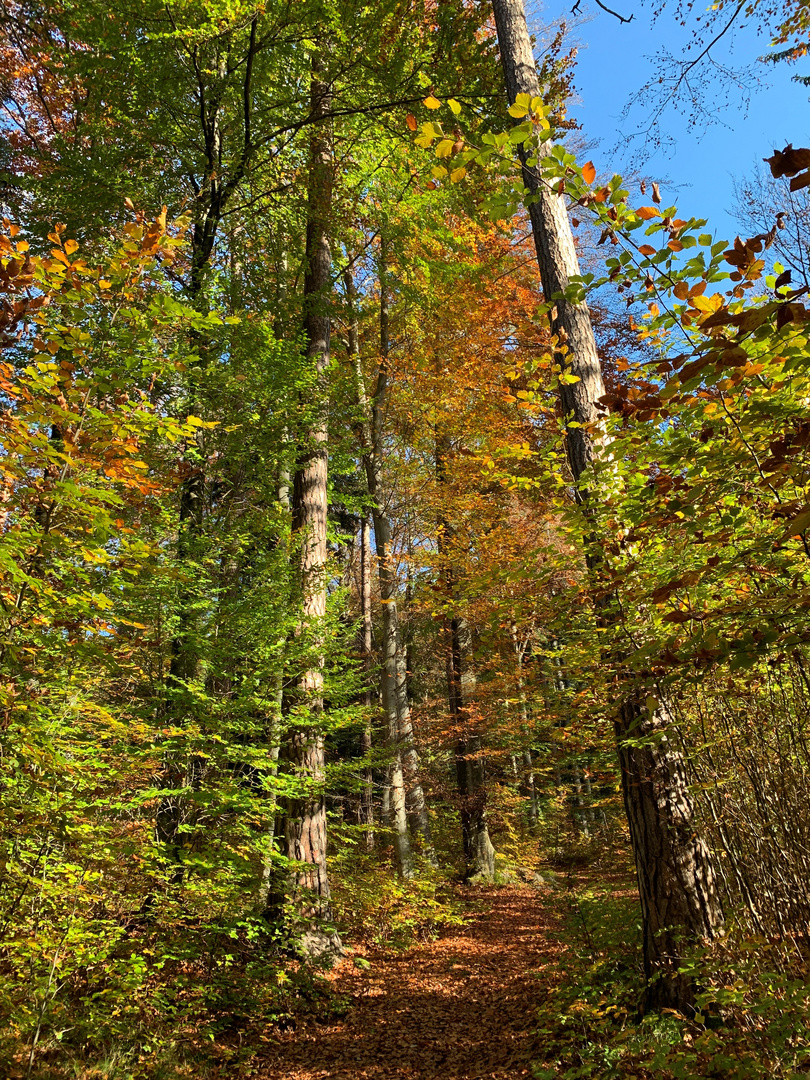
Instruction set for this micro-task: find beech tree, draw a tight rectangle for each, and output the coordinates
[490,0,724,1009]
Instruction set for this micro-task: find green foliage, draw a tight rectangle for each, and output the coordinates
[329,847,468,951]
[534,881,810,1080]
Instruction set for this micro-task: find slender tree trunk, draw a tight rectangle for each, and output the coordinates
[345,252,434,872]
[272,61,340,955]
[359,516,375,849]
[510,623,540,834]
[523,750,539,833]
[436,441,495,881]
[446,613,495,881]
[492,0,723,1010]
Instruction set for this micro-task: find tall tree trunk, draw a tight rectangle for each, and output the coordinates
[437,442,495,882]
[510,623,540,834]
[492,0,723,1010]
[359,516,375,849]
[523,750,539,834]
[447,614,495,882]
[158,27,259,867]
[273,60,340,955]
[345,251,434,872]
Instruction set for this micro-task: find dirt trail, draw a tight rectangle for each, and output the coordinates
[258,884,564,1080]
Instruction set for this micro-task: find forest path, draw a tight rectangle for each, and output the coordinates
[258,884,564,1080]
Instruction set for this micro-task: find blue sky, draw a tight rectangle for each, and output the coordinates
[532,0,809,241]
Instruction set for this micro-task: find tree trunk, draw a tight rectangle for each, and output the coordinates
[617,697,723,1010]
[273,60,340,956]
[492,0,723,1011]
[447,613,495,882]
[359,516,375,849]
[346,250,434,872]
[436,438,495,880]
[523,750,539,833]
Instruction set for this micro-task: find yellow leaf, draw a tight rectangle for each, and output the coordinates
[435,139,454,158]
[15,240,29,253]
[423,95,441,109]
[691,295,716,312]
[64,239,79,255]
[448,98,461,115]
[431,166,448,179]
[450,166,467,182]
[508,101,528,118]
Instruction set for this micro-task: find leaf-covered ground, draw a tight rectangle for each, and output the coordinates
[258,884,563,1080]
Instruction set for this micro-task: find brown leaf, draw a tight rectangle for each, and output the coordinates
[765,144,810,178]
[776,302,808,329]
[651,181,661,203]
[406,113,417,131]
[790,170,810,192]
[720,346,749,367]
[663,609,692,624]
[775,269,792,290]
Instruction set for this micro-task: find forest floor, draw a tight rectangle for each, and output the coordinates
[256,882,565,1080]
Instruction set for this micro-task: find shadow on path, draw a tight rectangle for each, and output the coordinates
[258,884,563,1080]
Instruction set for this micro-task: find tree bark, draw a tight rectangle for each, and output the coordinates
[436,441,495,881]
[359,516,375,849]
[346,250,435,873]
[273,60,340,956]
[492,0,723,1010]
[447,613,495,881]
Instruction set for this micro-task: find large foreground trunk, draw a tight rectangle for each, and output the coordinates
[492,0,723,1010]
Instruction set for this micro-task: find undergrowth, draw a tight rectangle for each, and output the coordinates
[533,877,810,1080]
[329,846,468,950]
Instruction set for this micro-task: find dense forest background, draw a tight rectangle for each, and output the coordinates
[2,0,810,1076]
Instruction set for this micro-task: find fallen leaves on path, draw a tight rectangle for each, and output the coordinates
[257,884,564,1080]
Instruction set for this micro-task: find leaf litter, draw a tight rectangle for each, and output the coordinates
[257,883,564,1080]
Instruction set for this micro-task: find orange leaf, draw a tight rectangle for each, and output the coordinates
[638,244,656,256]
[637,206,661,220]
[667,239,684,252]
[582,161,596,184]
